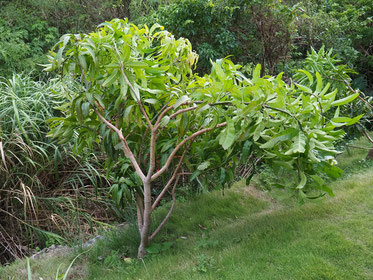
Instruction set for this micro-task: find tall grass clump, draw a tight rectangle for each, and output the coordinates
[0,74,114,264]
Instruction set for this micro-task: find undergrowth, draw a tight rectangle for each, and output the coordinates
[0,74,115,264]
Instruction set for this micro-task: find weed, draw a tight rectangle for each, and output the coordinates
[146,242,174,255]
[102,251,123,269]
[195,229,220,250]
[193,254,216,273]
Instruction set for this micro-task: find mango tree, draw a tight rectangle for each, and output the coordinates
[45,19,361,258]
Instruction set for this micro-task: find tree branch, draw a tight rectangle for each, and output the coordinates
[137,127,149,165]
[328,76,373,110]
[94,108,146,181]
[151,122,227,181]
[362,128,373,144]
[135,193,144,232]
[147,130,157,179]
[154,106,174,130]
[154,101,236,130]
[169,106,198,120]
[149,175,180,241]
[152,141,192,210]
[263,105,305,132]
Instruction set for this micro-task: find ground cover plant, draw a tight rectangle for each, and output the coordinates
[45,18,362,258]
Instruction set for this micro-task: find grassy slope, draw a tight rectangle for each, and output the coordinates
[1,135,373,280]
[85,172,373,280]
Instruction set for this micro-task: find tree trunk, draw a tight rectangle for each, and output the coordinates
[138,179,152,258]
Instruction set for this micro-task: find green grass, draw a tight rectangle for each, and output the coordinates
[2,135,373,280]
[83,169,373,280]
[336,131,373,172]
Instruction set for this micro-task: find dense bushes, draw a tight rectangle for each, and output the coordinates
[0,0,132,76]
[0,74,114,264]
[1,0,371,93]
[137,0,372,94]
[292,0,373,93]
[138,0,241,73]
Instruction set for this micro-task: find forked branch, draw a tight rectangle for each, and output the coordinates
[95,108,146,181]
[151,122,227,181]
[152,141,192,210]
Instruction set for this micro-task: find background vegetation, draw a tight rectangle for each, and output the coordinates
[1,0,372,93]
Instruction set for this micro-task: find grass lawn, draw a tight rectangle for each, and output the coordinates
[85,168,373,280]
[1,135,373,280]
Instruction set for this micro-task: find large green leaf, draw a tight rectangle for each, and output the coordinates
[331,93,359,106]
[260,128,298,149]
[285,132,306,155]
[219,120,235,150]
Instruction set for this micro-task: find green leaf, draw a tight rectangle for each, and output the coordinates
[298,69,313,85]
[159,116,170,127]
[285,132,306,155]
[78,55,87,71]
[213,62,226,81]
[102,70,119,87]
[197,161,210,171]
[241,140,252,162]
[190,170,201,181]
[83,46,97,63]
[173,95,189,109]
[150,23,162,34]
[331,93,359,106]
[330,114,363,127]
[295,83,312,94]
[324,165,343,179]
[347,114,364,125]
[296,171,307,189]
[26,258,32,280]
[245,172,255,186]
[130,83,140,101]
[310,174,324,186]
[124,104,134,121]
[319,82,331,96]
[331,117,353,123]
[125,61,148,68]
[315,72,323,93]
[219,167,226,184]
[219,120,235,150]
[81,102,90,117]
[260,128,298,149]
[120,76,129,98]
[252,64,261,81]
[161,139,175,153]
[319,185,334,197]
[144,99,159,104]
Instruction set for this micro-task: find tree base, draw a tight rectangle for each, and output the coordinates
[138,244,147,259]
